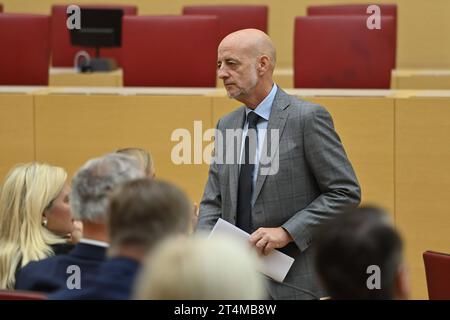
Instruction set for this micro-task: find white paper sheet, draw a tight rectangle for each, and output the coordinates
[208,218,295,283]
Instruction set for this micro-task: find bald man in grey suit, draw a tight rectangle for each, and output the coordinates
[197,29,361,300]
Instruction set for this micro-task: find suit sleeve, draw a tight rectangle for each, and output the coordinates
[282,105,361,251]
[15,262,59,292]
[196,120,223,232]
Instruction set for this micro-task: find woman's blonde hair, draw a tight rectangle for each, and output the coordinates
[115,147,154,177]
[0,163,67,289]
[134,235,265,300]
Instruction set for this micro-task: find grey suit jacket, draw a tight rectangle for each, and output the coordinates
[197,88,361,299]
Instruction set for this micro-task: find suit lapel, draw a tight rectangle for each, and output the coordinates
[252,89,290,204]
[229,107,246,214]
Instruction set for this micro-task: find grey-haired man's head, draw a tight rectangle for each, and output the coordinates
[70,153,145,222]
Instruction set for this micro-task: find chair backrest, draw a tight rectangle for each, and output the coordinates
[51,4,137,67]
[122,15,219,87]
[307,3,397,41]
[307,4,397,19]
[423,250,450,300]
[183,5,268,41]
[0,13,51,85]
[294,16,396,89]
[0,290,46,300]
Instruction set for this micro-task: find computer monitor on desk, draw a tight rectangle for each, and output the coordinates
[70,8,123,72]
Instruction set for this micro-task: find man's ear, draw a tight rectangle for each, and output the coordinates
[257,55,271,75]
[394,262,410,300]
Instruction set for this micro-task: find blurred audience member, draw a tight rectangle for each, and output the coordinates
[51,178,192,299]
[134,235,265,300]
[0,163,79,289]
[15,154,144,293]
[314,206,410,300]
[115,147,202,233]
[116,147,155,178]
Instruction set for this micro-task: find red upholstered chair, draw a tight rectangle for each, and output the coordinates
[307,4,397,52]
[307,4,397,19]
[183,5,268,41]
[294,16,396,89]
[51,4,137,67]
[423,251,450,300]
[0,290,46,300]
[122,16,219,87]
[0,13,51,85]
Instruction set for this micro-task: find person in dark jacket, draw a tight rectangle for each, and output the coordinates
[51,178,192,299]
[15,153,144,293]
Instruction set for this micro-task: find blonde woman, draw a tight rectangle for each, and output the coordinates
[0,163,81,289]
[134,235,266,300]
[116,147,155,178]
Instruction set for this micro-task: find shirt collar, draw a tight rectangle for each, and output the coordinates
[79,238,109,248]
[245,83,278,121]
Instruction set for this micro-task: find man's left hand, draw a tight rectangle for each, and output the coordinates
[249,227,293,256]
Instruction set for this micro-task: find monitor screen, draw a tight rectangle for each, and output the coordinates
[70,8,123,48]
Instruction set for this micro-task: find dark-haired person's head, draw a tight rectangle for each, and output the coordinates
[314,206,409,300]
[107,178,192,260]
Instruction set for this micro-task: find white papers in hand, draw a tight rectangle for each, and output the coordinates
[208,218,294,283]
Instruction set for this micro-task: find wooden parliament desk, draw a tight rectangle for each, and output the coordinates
[0,86,46,180]
[274,68,294,88]
[49,68,123,87]
[32,87,217,204]
[391,69,450,89]
[48,67,450,91]
[273,68,450,90]
[48,67,293,89]
[395,90,450,299]
[1,86,449,299]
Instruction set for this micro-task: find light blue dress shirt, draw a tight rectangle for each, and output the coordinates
[239,84,278,196]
